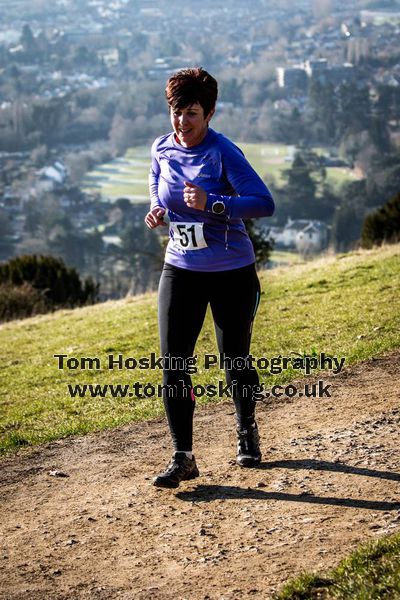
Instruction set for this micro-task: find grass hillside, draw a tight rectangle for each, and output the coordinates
[275,531,400,599]
[0,244,399,454]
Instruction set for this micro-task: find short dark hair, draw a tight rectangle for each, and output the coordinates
[165,67,218,117]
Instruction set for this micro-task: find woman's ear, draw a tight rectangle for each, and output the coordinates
[206,107,215,123]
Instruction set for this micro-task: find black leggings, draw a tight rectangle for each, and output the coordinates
[158,262,261,451]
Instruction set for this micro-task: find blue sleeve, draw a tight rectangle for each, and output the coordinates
[205,139,275,219]
[149,140,164,211]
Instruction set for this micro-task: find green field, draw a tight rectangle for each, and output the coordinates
[83,148,151,202]
[238,142,361,189]
[0,243,399,454]
[82,142,361,201]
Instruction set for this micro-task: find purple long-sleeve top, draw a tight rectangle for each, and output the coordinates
[149,127,275,271]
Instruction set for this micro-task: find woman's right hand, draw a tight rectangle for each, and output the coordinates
[144,207,167,229]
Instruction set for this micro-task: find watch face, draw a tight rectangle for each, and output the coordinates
[212,201,225,214]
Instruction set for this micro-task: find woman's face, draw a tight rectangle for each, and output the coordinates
[170,102,214,148]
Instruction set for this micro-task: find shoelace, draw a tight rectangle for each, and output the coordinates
[165,457,187,473]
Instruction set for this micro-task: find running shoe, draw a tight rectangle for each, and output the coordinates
[153,452,199,488]
[236,422,262,467]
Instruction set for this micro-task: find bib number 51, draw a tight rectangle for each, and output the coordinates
[170,222,208,251]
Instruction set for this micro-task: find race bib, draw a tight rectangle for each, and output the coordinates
[170,222,208,251]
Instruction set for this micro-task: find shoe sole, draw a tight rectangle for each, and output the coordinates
[152,468,200,489]
[236,456,261,468]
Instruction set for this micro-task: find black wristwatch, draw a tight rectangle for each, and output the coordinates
[211,200,226,215]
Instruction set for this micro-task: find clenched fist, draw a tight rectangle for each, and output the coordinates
[183,181,207,211]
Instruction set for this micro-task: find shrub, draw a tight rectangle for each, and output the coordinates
[0,282,47,322]
[361,191,400,248]
[244,219,273,267]
[0,254,99,322]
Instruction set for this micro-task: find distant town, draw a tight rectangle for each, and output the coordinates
[1,0,399,297]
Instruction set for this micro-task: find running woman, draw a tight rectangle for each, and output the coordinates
[145,68,275,488]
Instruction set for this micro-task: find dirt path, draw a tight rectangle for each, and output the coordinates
[1,353,400,600]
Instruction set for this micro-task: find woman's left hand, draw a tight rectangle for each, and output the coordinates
[183,181,207,211]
